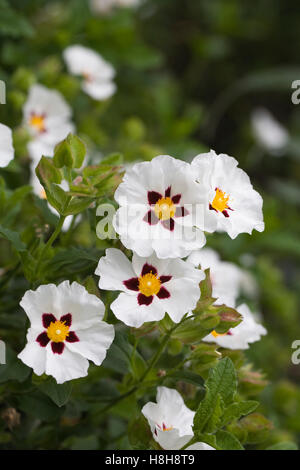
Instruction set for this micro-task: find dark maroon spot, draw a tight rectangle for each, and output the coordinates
[51,342,65,354]
[60,313,72,327]
[209,203,217,213]
[66,331,79,343]
[154,428,158,436]
[227,330,233,336]
[159,275,172,284]
[172,194,181,204]
[36,332,50,347]
[161,218,175,231]
[165,186,171,198]
[138,294,153,306]
[141,263,158,276]
[123,277,139,291]
[157,287,170,299]
[143,210,159,225]
[42,313,56,328]
[175,206,189,218]
[148,191,162,205]
[222,210,230,218]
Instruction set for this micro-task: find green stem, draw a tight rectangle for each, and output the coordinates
[101,320,188,414]
[36,214,66,278]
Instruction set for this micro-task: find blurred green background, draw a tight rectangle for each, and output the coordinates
[0,0,300,449]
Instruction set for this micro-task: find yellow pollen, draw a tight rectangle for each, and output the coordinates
[29,114,46,133]
[138,272,161,297]
[211,188,230,213]
[211,330,228,338]
[162,423,173,431]
[40,188,47,200]
[154,197,176,221]
[47,320,69,343]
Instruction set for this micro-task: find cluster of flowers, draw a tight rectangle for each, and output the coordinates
[0,35,267,451]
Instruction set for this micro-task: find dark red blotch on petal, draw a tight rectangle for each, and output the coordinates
[138,294,153,306]
[159,275,172,284]
[161,218,175,231]
[143,210,159,225]
[66,331,79,343]
[51,342,65,354]
[42,313,56,328]
[123,277,139,291]
[175,207,189,218]
[148,191,162,205]
[141,263,158,276]
[36,332,50,347]
[164,186,171,198]
[171,194,181,204]
[60,313,72,327]
[157,287,171,299]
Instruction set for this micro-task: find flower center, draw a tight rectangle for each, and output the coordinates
[47,320,69,343]
[138,272,161,297]
[154,197,176,221]
[29,113,46,133]
[211,330,230,338]
[211,188,230,213]
[162,422,173,432]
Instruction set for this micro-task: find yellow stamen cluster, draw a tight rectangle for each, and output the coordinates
[138,272,161,297]
[211,330,228,338]
[47,320,69,343]
[154,197,176,221]
[29,114,45,133]
[211,188,230,213]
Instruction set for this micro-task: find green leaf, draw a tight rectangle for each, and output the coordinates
[266,442,298,450]
[0,224,26,252]
[193,358,237,434]
[17,391,63,422]
[215,430,244,450]
[34,376,73,407]
[53,134,86,169]
[168,370,205,389]
[0,0,34,38]
[222,401,259,427]
[128,416,153,450]
[0,346,31,383]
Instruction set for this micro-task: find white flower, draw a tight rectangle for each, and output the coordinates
[63,45,116,101]
[203,303,267,350]
[23,84,75,158]
[113,155,207,259]
[18,281,114,384]
[188,248,244,308]
[186,442,215,450]
[191,150,264,239]
[96,248,204,328]
[0,123,14,168]
[251,108,289,156]
[142,386,195,450]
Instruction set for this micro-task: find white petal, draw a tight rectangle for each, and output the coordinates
[66,321,114,365]
[203,303,267,350]
[82,80,116,100]
[63,45,115,80]
[96,248,136,292]
[18,341,46,376]
[111,292,165,328]
[161,278,202,323]
[0,123,14,167]
[186,442,215,450]
[24,84,72,122]
[20,281,105,331]
[45,346,89,384]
